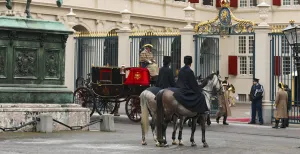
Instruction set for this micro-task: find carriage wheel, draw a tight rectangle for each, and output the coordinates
[125,95,141,122]
[73,87,95,117]
[94,98,116,115]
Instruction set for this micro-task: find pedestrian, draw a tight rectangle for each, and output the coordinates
[248,78,264,125]
[215,81,232,125]
[284,84,292,127]
[272,83,288,129]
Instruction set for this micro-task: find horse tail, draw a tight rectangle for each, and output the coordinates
[140,91,149,134]
[156,89,165,142]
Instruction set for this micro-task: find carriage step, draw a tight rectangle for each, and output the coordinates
[100,114,115,132]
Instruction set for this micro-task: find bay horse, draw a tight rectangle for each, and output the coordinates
[139,75,202,146]
[155,72,222,147]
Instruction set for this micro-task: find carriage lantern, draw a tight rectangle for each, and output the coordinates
[282,20,300,71]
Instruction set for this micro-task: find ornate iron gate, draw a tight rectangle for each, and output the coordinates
[194,35,220,77]
[194,35,220,115]
[74,32,118,88]
[269,33,300,124]
[129,30,181,75]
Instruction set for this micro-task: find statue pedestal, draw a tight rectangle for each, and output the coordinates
[0,104,90,132]
[0,16,89,132]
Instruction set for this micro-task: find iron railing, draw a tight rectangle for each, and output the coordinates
[269,33,300,124]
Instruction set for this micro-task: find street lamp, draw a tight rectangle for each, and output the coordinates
[282,20,300,70]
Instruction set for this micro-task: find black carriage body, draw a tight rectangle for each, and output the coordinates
[74,66,149,122]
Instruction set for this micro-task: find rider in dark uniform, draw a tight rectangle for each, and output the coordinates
[173,56,207,113]
[155,56,176,89]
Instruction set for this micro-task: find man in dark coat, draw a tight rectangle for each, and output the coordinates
[155,56,176,89]
[248,78,264,125]
[173,56,208,113]
[284,84,292,127]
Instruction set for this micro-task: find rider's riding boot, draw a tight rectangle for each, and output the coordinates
[272,119,279,129]
[223,115,229,125]
[216,116,220,124]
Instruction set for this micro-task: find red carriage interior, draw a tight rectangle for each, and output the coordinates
[124,68,150,86]
[91,67,150,86]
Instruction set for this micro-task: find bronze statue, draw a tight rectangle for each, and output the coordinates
[5,0,63,18]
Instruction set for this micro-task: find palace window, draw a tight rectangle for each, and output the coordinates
[238,36,254,75]
[239,0,256,7]
[203,0,214,6]
[282,56,291,74]
[282,0,300,5]
[280,36,292,75]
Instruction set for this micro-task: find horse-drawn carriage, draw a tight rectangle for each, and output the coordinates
[74,66,154,122]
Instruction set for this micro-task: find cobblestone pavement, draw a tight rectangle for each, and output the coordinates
[0,121,299,154]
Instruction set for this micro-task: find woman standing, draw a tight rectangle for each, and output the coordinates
[272,82,288,129]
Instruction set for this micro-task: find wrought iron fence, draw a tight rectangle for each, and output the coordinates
[129,30,181,75]
[269,33,300,124]
[194,35,220,78]
[74,32,118,89]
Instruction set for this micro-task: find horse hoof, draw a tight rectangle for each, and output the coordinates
[179,141,184,146]
[142,141,147,145]
[172,141,177,145]
[155,142,161,147]
[203,142,209,148]
[191,142,197,147]
[164,143,169,147]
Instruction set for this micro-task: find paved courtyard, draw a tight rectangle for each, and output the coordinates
[0,119,299,154]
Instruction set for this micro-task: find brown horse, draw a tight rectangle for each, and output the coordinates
[140,76,202,146]
[155,72,223,147]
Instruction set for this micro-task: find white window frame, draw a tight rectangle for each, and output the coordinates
[280,36,293,75]
[236,35,254,76]
[282,0,300,6]
[239,0,256,8]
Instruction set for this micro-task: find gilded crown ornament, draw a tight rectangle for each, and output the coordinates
[221,0,230,8]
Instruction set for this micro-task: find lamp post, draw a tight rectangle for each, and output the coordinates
[282,20,300,129]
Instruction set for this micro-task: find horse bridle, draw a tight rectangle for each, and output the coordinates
[202,75,223,96]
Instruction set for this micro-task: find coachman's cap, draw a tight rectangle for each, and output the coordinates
[253,78,259,82]
[143,44,153,48]
[184,56,192,65]
[163,56,171,65]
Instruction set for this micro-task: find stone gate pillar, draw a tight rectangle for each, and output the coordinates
[253,2,272,124]
[180,2,196,70]
[254,25,272,124]
[117,6,132,67]
[117,30,131,66]
[180,29,195,70]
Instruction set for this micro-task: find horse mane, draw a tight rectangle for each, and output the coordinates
[199,73,217,88]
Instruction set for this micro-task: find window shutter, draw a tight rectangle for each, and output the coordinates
[203,0,211,5]
[216,0,221,7]
[273,0,281,6]
[274,56,281,76]
[228,56,238,75]
[189,0,199,3]
[230,0,238,7]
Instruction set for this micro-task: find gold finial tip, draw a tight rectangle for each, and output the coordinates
[289,20,295,24]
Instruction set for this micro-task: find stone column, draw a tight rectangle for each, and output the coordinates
[180,29,195,70]
[180,2,196,70]
[254,25,272,124]
[117,6,132,67]
[65,8,77,91]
